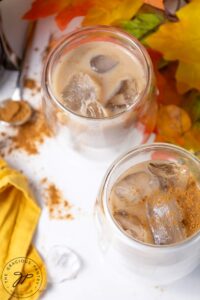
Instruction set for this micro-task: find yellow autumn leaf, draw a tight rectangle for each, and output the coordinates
[146,0,200,93]
[83,0,143,26]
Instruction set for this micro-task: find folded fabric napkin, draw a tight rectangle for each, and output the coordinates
[0,158,46,299]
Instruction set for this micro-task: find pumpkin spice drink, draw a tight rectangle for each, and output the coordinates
[42,26,157,153]
[95,144,200,284]
[52,41,146,118]
[109,160,200,245]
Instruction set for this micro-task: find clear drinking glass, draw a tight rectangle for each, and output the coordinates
[42,26,157,157]
[95,143,200,284]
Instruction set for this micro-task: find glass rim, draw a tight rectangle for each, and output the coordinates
[100,142,200,251]
[42,25,152,121]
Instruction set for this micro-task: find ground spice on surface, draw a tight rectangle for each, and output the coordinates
[24,78,41,95]
[24,78,38,90]
[42,35,59,63]
[11,110,52,155]
[42,179,74,220]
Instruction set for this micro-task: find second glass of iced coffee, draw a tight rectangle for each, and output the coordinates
[42,26,157,157]
[95,143,200,284]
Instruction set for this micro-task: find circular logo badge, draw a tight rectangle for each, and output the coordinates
[1,257,43,298]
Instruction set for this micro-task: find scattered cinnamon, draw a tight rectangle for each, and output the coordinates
[152,178,200,238]
[42,35,59,63]
[24,78,37,90]
[11,110,52,155]
[0,136,12,157]
[41,177,47,184]
[42,179,74,220]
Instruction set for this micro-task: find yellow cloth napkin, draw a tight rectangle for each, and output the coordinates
[0,158,47,299]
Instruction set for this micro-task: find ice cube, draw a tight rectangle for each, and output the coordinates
[61,72,101,112]
[105,94,127,115]
[148,161,179,178]
[114,171,159,203]
[84,101,107,118]
[46,245,81,283]
[148,161,189,190]
[106,78,139,114]
[119,78,138,103]
[146,195,186,245]
[90,55,118,73]
[114,211,153,243]
[108,94,127,107]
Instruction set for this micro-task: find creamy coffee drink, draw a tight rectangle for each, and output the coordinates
[43,27,157,152]
[52,41,146,118]
[109,160,200,245]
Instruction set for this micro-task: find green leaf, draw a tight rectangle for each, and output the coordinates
[120,13,164,40]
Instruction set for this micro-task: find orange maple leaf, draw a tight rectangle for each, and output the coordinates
[83,0,143,26]
[56,1,93,30]
[23,0,165,30]
[23,0,68,19]
[24,0,145,30]
[23,0,92,30]
[144,0,163,9]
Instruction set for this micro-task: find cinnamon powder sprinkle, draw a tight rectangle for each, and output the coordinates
[24,78,38,90]
[42,35,59,63]
[176,177,200,237]
[11,110,52,155]
[149,178,200,238]
[0,100,32,124]
[0,100,20,122]
[43,180,74,220]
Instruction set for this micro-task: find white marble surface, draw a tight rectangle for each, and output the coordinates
[1,3,200,300]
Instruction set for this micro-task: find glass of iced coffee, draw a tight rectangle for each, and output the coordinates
[42,26,157,157]
[95,143,200,284]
